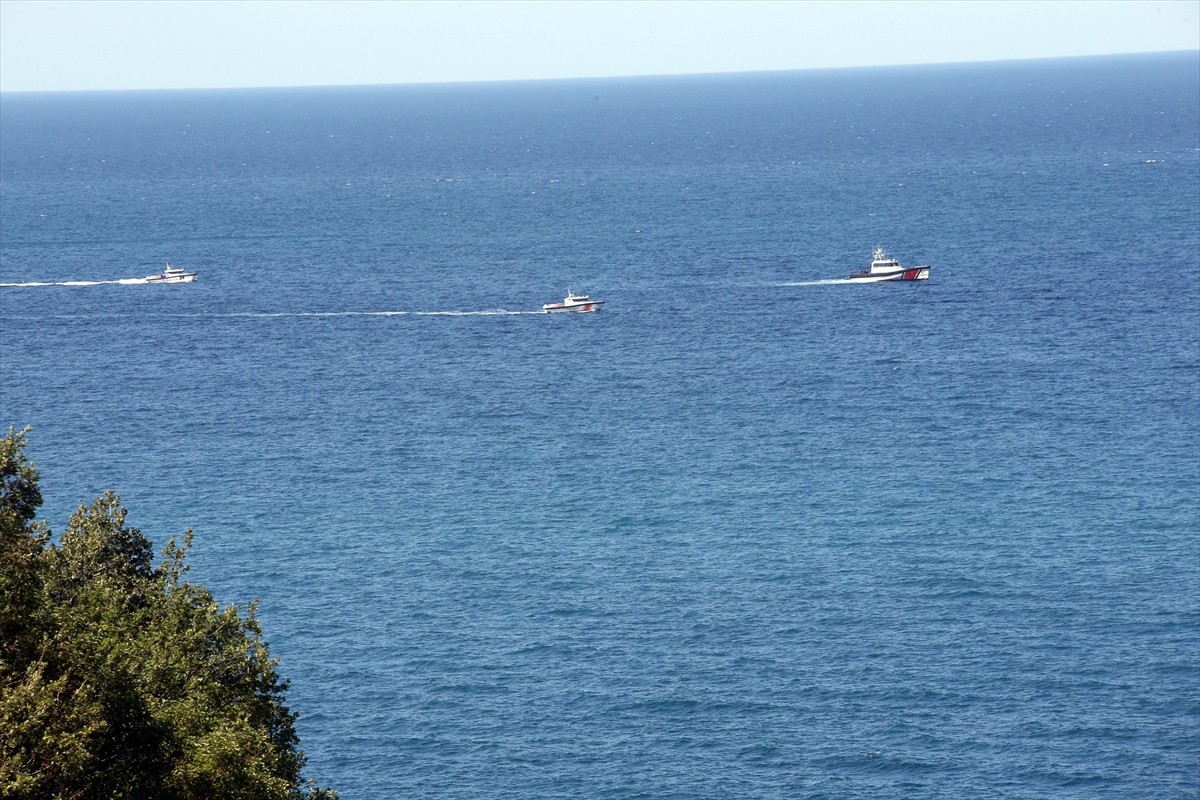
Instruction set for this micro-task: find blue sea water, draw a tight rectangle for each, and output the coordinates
[2,51,1198,799]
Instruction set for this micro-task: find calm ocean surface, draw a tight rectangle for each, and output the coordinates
[2,52,1198,798]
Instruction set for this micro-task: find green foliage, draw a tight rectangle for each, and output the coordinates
[0,428,337,799]
[0,427,49,669]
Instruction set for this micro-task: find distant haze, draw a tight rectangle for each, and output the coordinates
[1,0,1197,93]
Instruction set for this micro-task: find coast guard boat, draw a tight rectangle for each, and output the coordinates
[145,264,197,284]
[542,290,603,313]
[848,247,929,283]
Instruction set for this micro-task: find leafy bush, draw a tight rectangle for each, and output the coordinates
[0,427,337,800]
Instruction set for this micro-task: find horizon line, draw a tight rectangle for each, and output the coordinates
[2,48,1196,96]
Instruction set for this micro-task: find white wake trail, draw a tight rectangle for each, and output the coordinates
[187,309,542,319]
[777,278,859,287]
[1,278,151,287]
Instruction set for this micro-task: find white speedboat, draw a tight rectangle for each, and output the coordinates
[542,290,603,313]
[848,247,929,282]
[145,264,196,284]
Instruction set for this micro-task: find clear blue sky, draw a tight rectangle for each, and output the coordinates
[1,0,1197,92]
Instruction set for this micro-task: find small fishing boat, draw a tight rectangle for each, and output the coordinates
[542,290,603,313]
[848,247,929,282]
[145,264,197,284]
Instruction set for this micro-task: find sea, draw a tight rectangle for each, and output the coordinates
[1,51,1197,799]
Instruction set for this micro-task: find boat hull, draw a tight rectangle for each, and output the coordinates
[146,274,196,284]
[847,266,929,283]
[543,301,602,313]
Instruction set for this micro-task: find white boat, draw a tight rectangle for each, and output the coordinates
[847,247,929,283]
[145,264,196,284]
[542,290,603,313]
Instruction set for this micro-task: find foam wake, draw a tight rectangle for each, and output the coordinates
[187,309,543,319]
[0,278,152,287]
[778,278,859,286]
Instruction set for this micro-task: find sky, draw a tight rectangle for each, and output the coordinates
[0,0,1197,93]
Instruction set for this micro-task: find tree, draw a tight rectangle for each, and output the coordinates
[0,426,47,667]
[0,427,337,799]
